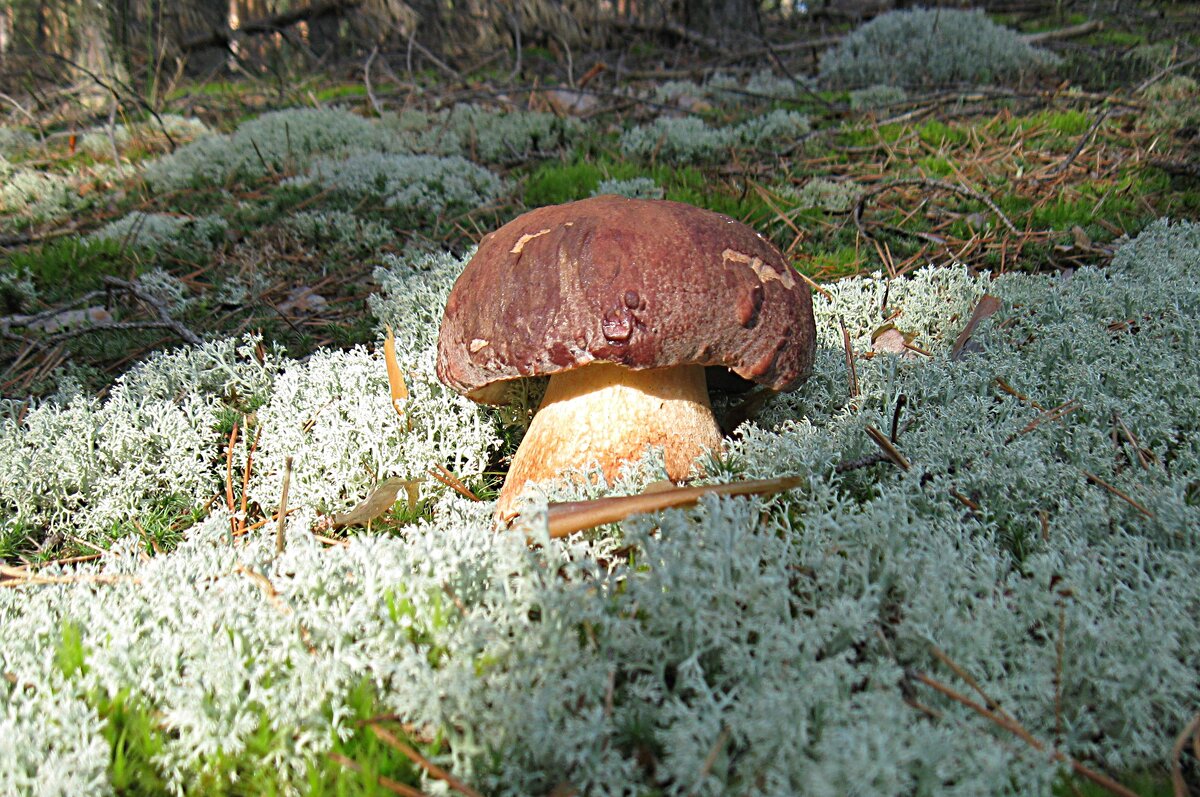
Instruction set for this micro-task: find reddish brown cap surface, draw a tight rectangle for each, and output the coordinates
[436,195,816,400]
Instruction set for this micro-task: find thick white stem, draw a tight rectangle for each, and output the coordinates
[496,363,723,520]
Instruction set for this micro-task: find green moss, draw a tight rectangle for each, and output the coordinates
[838,123,906,148]
[54,621,88,679]
[314,85,368,102]
[1026,192,1138,235]
[524,160,607,206]
[3,237,132,298]
[523,158,771,223]
[105,494,198,556]
[86,678,439,794]
[804,246,864,279]
[916,120,969,148]
[0,519,31,561]
[916,155,956,178]
[1087,28,1144,47]
[97,689,170,795]
[997,108,1093,139]
[166,81,244,101]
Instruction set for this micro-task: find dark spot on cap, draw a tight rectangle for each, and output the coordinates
[601,307,633,343]
[547,341,575,367]
[623,290,639,309]
[736,285,764,329]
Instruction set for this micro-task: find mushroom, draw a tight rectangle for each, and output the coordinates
[436,195,816,519]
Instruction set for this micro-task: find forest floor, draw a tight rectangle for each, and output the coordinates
[1,3,1199,796]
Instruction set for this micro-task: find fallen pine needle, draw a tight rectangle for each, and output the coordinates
[838,314,859,399]
[368,723,484,797]
[0,565,138,588]
[911,669,1139,797]
[1006,399,1080,443]
[224,421,238,531]
[864,424,911,470]
[429,463,480,501]
[1081,470,1156,519]
[328,751,428,797]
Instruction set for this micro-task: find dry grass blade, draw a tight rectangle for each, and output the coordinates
[1006,399,1081,443]
[15,553,102,570]
[930,646,1012,721]
[691,726,730,796]
[794,268,833,300]
[838,314,859,399]
[131,519,162,555]
[948,488,981,512]
[224,421,239,528]
[544,475,804,538]
[368,723,484,797]
[275,456,293,555]
[234,564,287,608]
[328,751,429,797]
[994,377,1044,410]
[1113,411,1153,470]
[236,424,262,536]
[748,180,806,244]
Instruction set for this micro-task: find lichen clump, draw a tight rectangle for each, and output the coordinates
[143,107,402,190]
[620,109,810,163]
[0,156,81,225]
[87,211,228,252]
[385,104,581,164]
[820,8,1059,89]
[289,152,505,217]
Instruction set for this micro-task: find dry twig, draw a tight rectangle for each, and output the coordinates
[911,664,1138,797]
[368,723,484,797]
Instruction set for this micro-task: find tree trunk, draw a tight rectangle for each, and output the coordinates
[178,0,229,73]
[75,0,127,84]
[681,0,761,43]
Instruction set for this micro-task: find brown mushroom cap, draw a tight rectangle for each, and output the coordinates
[436,195,816,401]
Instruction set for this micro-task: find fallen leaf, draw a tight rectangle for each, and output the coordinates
[674,94,713,113]
[1071,225,1092,250]
[277,286,328,315]
[951,295,1003,360]
[329,477,422,528]
[871,323,920,358]
[545,89,598,116]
